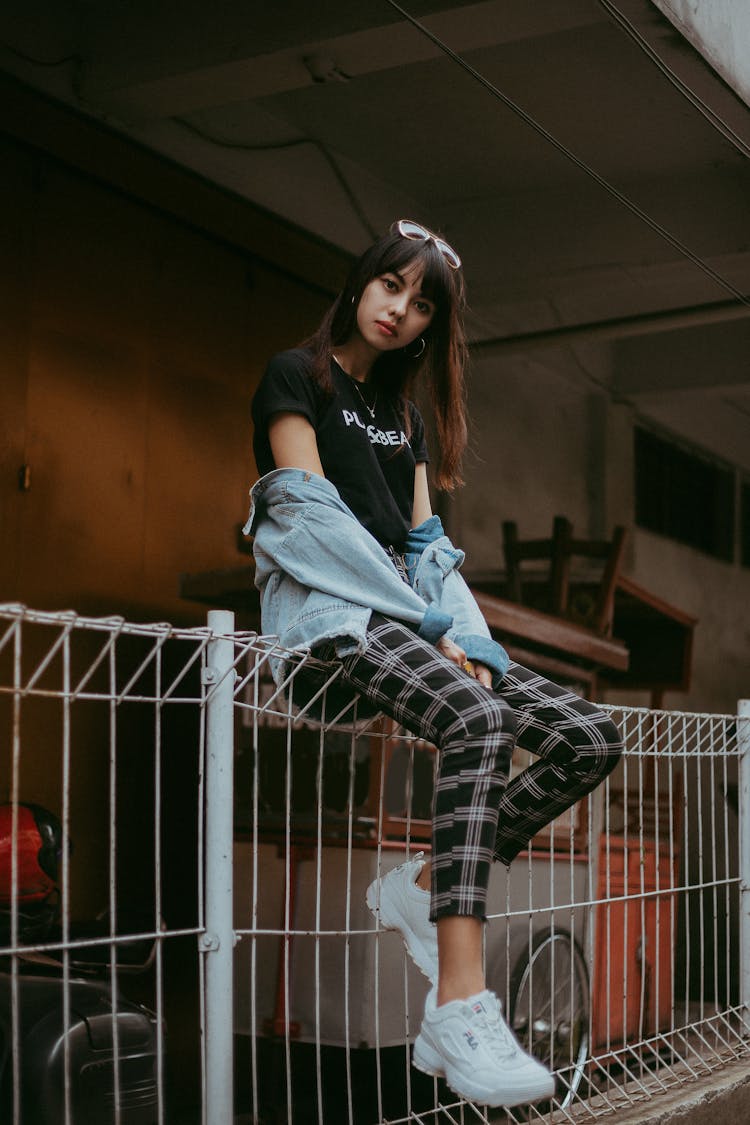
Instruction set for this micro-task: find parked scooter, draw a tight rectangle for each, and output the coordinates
[0,803,162,1124]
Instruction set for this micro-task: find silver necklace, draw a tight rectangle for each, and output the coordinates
[333,355,378,420]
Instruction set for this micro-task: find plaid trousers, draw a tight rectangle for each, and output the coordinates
[306,614,623,922]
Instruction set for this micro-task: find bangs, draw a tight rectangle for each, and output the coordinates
[375,237,455,309]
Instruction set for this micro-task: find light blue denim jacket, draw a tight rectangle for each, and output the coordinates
[244,468,509,685]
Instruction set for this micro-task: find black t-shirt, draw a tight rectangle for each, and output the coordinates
[252,348,429,549]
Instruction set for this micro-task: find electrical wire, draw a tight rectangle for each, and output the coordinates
[4,30,377,242]
[6,3,747,304]
[383,0,750,309]
[597,0,750,161]
[174,116,378,241]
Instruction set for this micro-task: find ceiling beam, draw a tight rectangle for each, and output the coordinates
[470,296,750,357]
[79,0,605,119]
[0,73,350,295]
[614,318,750,393]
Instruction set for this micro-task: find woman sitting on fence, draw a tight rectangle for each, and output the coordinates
[246,219,623,1108]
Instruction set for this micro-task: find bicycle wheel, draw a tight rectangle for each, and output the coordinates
[508,927,590,1113]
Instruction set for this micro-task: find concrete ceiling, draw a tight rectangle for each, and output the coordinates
[1,0,749,422]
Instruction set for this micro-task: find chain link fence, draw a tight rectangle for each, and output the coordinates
[1,603,748,1124]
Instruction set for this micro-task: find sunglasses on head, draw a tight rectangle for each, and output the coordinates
[391,219,462,270]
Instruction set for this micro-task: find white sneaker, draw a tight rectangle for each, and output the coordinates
[413,988,555,1107]
[365,852,438,983]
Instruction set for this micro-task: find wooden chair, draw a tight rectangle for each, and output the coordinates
[502,516,627,636]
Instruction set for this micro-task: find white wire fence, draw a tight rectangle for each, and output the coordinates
[0,603,748,1125]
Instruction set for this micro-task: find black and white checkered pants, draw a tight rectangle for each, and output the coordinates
[304,613,623,922]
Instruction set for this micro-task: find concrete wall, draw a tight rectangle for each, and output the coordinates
[459,343,750,714]
[652,0,750,109]
[455,351,598,559]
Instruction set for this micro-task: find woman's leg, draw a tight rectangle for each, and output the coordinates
[417,662,622,893]
[325,615,517,923]
[490,662,623,864]
[308,614,517,999]
[436,915,484,1003]
[326,622,555,1103]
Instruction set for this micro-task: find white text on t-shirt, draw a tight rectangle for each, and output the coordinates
[341,409,409,447]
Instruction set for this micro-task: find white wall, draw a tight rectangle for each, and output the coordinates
[652,0,750,109]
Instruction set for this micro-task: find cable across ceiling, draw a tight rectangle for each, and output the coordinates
[384,0,750,310]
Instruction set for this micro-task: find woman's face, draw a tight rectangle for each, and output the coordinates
[353,262,436,354]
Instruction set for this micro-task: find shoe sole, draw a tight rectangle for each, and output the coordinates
[413,1032,555,1108]
[365,879,437,982]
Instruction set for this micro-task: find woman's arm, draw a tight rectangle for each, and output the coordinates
[413,462,484,679]
[268,412,325,477]
[412,463,494,689]
[412,462,433,527]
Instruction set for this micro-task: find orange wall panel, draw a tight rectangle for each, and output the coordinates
[0,136,332,921]
[592,836,679,1050]
[0,140,330,622]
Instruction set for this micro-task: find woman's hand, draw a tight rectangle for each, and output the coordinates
[471,661,494,689]
[436,636,467,668]
[436,639,494,690]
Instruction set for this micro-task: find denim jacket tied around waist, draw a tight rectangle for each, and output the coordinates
[244,468,509,686]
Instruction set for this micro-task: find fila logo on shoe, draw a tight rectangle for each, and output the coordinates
[463,1027,479,1050]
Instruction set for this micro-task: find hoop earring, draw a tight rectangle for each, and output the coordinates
[351,295,357,305]
[407,336,426,359]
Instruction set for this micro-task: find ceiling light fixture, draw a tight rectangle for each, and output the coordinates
[303,52,351,84]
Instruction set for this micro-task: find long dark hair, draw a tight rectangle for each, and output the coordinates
[303,227,468,490]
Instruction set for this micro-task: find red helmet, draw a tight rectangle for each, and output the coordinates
[0,803,62,906]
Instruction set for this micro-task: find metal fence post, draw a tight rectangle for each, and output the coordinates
[739,699,750,1020]
[203,610,236,1125]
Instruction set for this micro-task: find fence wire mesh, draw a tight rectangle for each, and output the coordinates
[0,603,748,1125]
